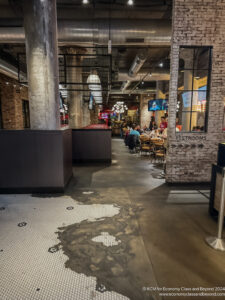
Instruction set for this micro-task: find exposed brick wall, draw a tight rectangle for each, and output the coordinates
[166,0,225,183]
[0,73,29,130]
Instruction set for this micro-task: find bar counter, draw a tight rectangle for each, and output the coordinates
[72,124,112,163]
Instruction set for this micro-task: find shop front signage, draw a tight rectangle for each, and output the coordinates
[176,135,206,141]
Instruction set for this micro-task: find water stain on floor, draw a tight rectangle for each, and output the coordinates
[56,203,155,300]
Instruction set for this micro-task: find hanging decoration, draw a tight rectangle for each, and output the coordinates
[112,101,128,114]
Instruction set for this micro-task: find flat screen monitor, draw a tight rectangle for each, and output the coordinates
[148,99,168,111]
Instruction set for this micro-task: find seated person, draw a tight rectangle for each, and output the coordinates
[130,125,141,137]
[143,125,148,132]
[162,127,168,139]
[149,119,157,131]
[159,117,167,133]
[149,129,158,138]
[136,125,143,134]
[129,125,140,147]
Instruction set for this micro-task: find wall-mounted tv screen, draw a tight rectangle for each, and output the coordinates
[148,99,168,111]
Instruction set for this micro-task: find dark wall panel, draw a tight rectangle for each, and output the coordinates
[0,129,72,193]
[72,129,112,162]
[62,129,72,185]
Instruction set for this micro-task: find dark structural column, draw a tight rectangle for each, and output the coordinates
[23,0,60,129]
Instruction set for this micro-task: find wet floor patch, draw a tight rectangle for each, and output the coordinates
[57,204,155,300]
[0,194,128,300]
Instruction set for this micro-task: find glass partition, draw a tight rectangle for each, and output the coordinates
[176,46,212,132]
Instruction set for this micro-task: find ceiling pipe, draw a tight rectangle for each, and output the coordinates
[0,19,171,45]
[119,71,170,82]
[110,89,156,95]
[120,80,131,91]
[128,52,147,77]
[0,58,18,79]
[121,51,147,91]
[0,58,26,81]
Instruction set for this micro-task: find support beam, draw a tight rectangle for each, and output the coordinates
[23,0,60,130]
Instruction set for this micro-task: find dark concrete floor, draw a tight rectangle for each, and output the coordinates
[62,138,225,300]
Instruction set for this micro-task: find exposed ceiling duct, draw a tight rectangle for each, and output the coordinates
[111,88,156,95]
[120,51,147,91]
[128,52,147,77]
[0,19,171,45]
[0,58,18,79]
[0,58,26,81]
[119,70,170,82]
[120,80,131,91]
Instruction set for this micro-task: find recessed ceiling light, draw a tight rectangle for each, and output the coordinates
[127,0,134,5]
[83,0,88,4]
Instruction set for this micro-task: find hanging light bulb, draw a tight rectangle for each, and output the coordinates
[128,0,134,5]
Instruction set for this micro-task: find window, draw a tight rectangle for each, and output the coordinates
[22,100,30,128]
[176,46,212,132]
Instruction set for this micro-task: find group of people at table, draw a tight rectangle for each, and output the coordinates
[122,116,168,141]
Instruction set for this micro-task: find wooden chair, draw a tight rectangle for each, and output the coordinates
[140,135,152,155]
[153,139,166,162]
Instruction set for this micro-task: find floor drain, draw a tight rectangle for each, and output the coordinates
[18,222,27,227]
[96,284,107,293]
[66,206,74,210]
[48,246,59,253]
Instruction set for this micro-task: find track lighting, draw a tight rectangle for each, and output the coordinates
[127,0,134,5]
